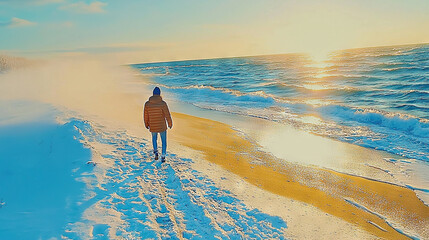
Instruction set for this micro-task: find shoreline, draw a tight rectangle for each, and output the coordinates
[168,99,429,205]
[169,111,429,239]
[2,58,428,238]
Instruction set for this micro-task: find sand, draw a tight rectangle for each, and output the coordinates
[169,112,429,239]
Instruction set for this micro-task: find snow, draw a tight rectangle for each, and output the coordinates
[0,101,287,239]
[0,104,92,239]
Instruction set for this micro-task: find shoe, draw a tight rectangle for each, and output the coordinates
[154,152,159,160]
[161,156,165,163]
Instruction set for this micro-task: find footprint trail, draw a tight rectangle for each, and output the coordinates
[63,119,287,239]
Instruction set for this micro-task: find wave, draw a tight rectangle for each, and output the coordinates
[383,83,429,91]
[400,90,429,100]
[319,105,429,138]
[296,84,360,93]
[161,83,429,137]
[365,67,428,76]
[134,66,171,76]
[160,84,276,108]
[135,64,214,70]
[371,62,411,69]
[383,66,429,73]
[393,104,429,113]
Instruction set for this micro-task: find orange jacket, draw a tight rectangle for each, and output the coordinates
[144,95,173,132]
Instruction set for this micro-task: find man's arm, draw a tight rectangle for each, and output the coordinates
[163,103,173,129]
[144,103,149,129]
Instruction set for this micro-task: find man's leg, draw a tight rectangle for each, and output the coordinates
[152,132,158,157]
[160,130,167,158]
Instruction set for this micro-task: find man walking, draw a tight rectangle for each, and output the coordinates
[144,87,173,162]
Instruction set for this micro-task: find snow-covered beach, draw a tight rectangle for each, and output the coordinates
[1,57,428,239]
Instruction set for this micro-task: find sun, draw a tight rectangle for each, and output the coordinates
[310,50,331,63]
[306,47,335,64]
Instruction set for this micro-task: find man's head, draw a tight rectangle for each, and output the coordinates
[153,87,161,96]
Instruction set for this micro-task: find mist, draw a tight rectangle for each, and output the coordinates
[0,57,153,131]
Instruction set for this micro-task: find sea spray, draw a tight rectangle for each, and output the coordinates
[0,57,152,133]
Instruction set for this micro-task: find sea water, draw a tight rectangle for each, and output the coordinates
[132,44,429,163]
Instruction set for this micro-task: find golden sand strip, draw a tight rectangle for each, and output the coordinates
[170,112,429,239]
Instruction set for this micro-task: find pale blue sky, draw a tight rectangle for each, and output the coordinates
[1,0,428,62]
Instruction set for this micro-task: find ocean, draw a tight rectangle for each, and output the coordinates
[132,44,429,162]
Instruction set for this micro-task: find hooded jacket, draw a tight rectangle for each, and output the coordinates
[144,95,173,133]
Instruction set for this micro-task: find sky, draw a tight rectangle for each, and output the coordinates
[1,0,429,63]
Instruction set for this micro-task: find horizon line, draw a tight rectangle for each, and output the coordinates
[128,41,429,66]
[1,41,428,65]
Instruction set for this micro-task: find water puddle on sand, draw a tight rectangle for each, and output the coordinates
[168,103,429,239]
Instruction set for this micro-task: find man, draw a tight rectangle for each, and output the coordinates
[144,87,173,162]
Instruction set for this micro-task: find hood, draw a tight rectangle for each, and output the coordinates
[149,95,162,103]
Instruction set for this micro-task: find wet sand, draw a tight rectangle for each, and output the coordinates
[170,112,429,239]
